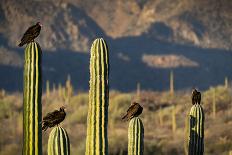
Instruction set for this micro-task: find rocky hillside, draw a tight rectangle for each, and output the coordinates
[1,0,232,51]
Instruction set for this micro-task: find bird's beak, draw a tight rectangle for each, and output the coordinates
[39,23,43,27]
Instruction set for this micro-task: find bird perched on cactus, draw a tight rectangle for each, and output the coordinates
[18,22,42,47]
[192,88,201,105]
[42,106,66,131]
[122,102,143,121]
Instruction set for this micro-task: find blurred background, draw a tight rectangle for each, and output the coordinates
[0,0,232,154]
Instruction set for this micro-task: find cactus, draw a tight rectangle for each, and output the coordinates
[170,70,174,97]
[62,75,73,104]
[85,38,109,155]
[225,77,228,89]
[46,80,50,98]
[48,127,70,155]
[23,42,42,155]
[128,117,144,155]
[136,82,141,102]
[188,104,204,155]
[58,83,63,98]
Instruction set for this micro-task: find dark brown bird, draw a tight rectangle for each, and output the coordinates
[42,106,66,131]
[122,102,143,121]
[191,88,201,105]
[18,22,42,47]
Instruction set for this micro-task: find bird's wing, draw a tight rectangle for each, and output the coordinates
[127,104,139,116]
[21,24,38,41]
[43,110,60,121]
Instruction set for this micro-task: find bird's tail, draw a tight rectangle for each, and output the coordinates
[122,114,128,121]
[18,42,23,47]
[42,125,48,132]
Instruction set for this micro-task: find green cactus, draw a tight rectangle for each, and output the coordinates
[23,42,42,155]
[188,104,204,155]
[48,127,70,155]
[85,38,109,155]
[128,117,144,155]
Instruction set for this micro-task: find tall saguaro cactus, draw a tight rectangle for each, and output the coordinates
[23,42,42,155]
[48,127,70,155]
[85,38,109,155]
[128,117,144,155]
[188,104,204,155]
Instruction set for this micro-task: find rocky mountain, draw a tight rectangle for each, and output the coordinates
[1,0,232,51]
[0,0,232,91]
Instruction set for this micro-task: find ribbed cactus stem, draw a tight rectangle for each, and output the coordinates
[188,104,204,155]
[128,117,144,155]
[23,42,42,155]
[48,127,70,155]
[85,38,109,155]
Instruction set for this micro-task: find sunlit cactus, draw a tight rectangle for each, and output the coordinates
[48,127,70,155]
[188,104,204,155]
[85,38,109,155]
[23,42,42,155]
[128,117,144,155]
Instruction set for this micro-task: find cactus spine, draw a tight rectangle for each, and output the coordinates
[48,127,70,155]
[128,117,144,155]
[85,38,109,155]
[23,42,42,155]
[188,104,204,155]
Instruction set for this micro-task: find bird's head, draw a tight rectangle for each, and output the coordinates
[192,88,198,94]
[60,106,66,111]
[36,22,42,27]
[131,102,137,106]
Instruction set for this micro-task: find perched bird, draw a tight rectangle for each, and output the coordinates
[122,102,143,121]
[42,106,66,131]
[191,88,201,105]
[18,22,42,47]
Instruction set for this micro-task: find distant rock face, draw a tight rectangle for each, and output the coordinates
[142,54,198,68]
[0,0,232,51]
[0,0,106,52]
